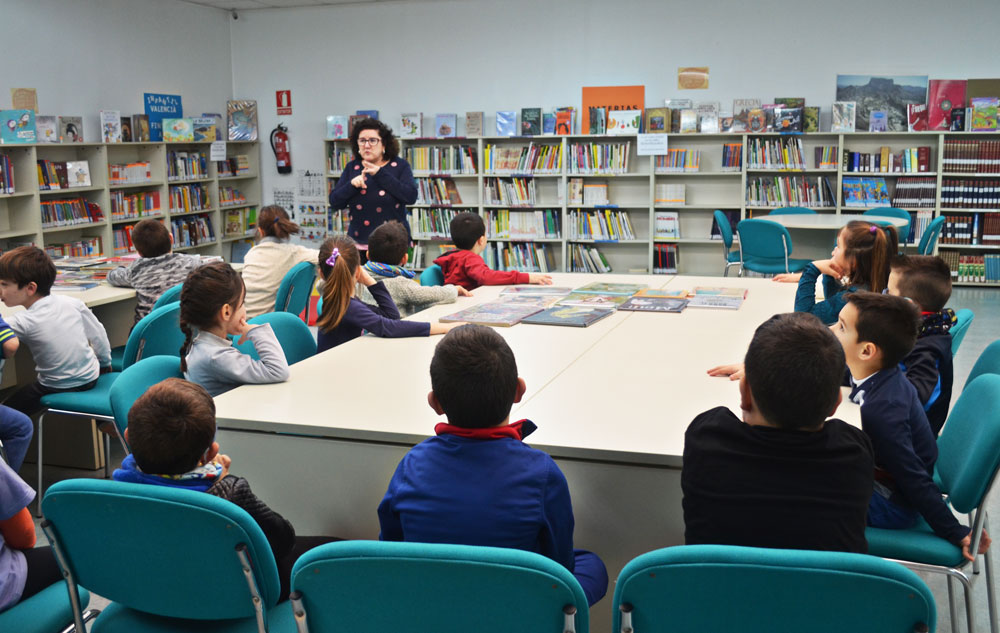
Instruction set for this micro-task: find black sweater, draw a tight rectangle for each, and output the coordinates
[901,332,953,436]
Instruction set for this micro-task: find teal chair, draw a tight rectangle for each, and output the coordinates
[420,264,445,286]
[864,207,911,244]
[769,206,816,215]
[867,374,1000,633]
[274,261,317,321]
[613,544,935,633]
[966,340,1000,387]
[918,216,946,255]
[950,309,974,357]
[290,540,589,633]
[41,479,296,633]
[110,282,185,371]
[713,210,741,277]
[0,582,97,633]
[233,311,317,365]
[108,356,184,448]
[736,219,811,276]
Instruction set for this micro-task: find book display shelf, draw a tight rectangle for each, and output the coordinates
[323,132,1000,286]
[0,140,260,263]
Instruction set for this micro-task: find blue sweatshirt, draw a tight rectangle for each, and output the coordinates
[794,263,862,325]
[316,281,429,353]
[328,157,418,245]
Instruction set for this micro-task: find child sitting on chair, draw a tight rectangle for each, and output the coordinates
[377,324,608,606]
[434,212,552,290]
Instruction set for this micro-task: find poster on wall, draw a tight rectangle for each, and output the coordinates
[677,68,709,90]
[581,85,645,134]
[10,88,38,112]
[294,170,330,247]
[834,75,927,132]
[143,93,182,142]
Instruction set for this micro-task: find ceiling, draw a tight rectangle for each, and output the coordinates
[180,0,400,9]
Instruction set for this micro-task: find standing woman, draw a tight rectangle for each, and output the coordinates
[328,119,418,262]
[241,205,319,318]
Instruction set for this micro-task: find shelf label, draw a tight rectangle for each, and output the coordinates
[637,134,669,156]
[210,141,227,161]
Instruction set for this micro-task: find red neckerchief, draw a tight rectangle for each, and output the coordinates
[434,419,534,440]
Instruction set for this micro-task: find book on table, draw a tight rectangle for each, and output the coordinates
[556,292,630,309]
[617,296,689,313]
[687,295,744,309]
[635,288,688,298]
[572,282,647,295]
[500,286,574,296]
[521,306,615,328]
[439,301,544,327]
[692,286,748,298]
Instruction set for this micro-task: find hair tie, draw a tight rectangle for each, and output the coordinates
[325,248,340,266]
[869,225,879,234]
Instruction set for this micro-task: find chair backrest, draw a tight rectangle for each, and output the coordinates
[274,261,317,315]
[769,206,816,216]
[121,302,184,371]
[967,340,1000,387]
[736,219,794,260]
[420,264,445,287]
[950,308,974,356]
[918,215,946,255]
[42,479,281,621]
[233,311,317,364]
[291,540,589,633]
[936,374,1000,513]
[612,544,935,633]
[713,210,733,249]
[151,282,183,312]
[864,207,911,243]
[109,356,184,439]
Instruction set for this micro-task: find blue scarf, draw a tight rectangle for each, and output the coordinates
[112,454,223,492]
[364,261,415,279]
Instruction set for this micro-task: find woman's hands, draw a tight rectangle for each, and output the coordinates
[350,174,366,188]
[362,160,382,176]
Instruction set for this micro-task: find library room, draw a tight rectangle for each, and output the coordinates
[1,0,1000,631]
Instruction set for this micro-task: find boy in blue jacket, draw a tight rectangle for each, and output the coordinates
[377,324,608,606]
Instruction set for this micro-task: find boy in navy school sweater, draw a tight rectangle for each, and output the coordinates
[887,255,955,436]
[834,292,989,561]
[377,324,608,606]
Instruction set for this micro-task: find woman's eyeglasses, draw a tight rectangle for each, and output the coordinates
[358,138,381,146]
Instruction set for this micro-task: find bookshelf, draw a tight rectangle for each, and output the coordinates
[0,140,259,262]
[324,132,1000,287]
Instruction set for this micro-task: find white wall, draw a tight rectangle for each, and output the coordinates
[0,0,233,142]
[229,0,1000,202]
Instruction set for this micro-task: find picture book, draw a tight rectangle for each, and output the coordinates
[556,292,630,309]
[35,115,58,143]
[65,161,91,188]
[951,108,966,131]
[120,116,133,142]
[869,110,888,132]
[687,295,744,309]
[100,110,121,143]
[496,110,516,136]
[679,109,698,133]
[542,112,555,135]
[132,114,150,142]
[58,116,83,142]
[927,79,966,131]
[635,288,688,298]
[803,107,819,133]
[0,110,35,144]
[695,101,719,133]
[466,111,483,137]
[201,113,223,140]
[645,107,668,133]
[356,110,379,120]
[439,300,544,327]
[654,211,680,238]
[907,104,929,132]
[495,294,563,308]
[774,107,802,133]
[588,107,606,134]
[326,115,348,139]
[572,281,646,295]
[521,306,614,328]
[581,86,644,134]
[192,117,216,142]
[617,296,688,312]
[745,108,766,133]
[774,97,806,109]
[400,112,422,138]
[348,114,368,137]
[520,108,542,136]
[831,102,856,132]
[732,99,761,132]
[719,111,734,133]
[435,113,458,138]
[163,118,194,142]
[692,286,748,298]
[607,109,641,135]
[227,100,258,141]
[500,286,574,296]
[555,109,573,135]
[971,97,999,132]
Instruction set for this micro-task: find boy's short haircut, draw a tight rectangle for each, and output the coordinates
[0,246,56,296]
[449,212,486,250]
[846,292,920,369]
[367,221,409,266]
[890,254,952,312]
[430,324,518,428]
[127,378,217,475]
[131,219,173,258]
[744,312,846,430]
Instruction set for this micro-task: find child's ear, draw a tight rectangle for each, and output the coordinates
[427,391,445,415]
[219,303,232,322]
[201,441,220,466]
[829,389,844,417]
[25,281,38,296]
[477,235,487,248]
[859,341,880,362]
[400,253,409,267]
[513,377,527,404]
[738,375,754,415]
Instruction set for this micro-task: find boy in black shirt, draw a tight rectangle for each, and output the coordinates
[683,312,874,552]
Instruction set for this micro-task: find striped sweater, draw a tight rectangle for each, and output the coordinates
[107,252,202,324]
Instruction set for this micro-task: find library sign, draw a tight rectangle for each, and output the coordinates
[144,93,182,142]
[276,90,292,115]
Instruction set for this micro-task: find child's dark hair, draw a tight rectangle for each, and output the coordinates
[744,312,846,430]
[430,324,518,428]
[127,378,216,475]
[349,118,400,161]
[0,246,56,296]
[131,219,172,258]
[317,235,361,332]
[890,254,952,312]
[839,221,898,294]
[450,212,486,250]
[367,221,409,266]
[257,205,300,240]
[179,262,244,372]
[845,292,920,369]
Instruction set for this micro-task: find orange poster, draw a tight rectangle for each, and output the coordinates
[581,85,645,134]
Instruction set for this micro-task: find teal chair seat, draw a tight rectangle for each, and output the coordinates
[867,519,963,568]
[420,264,445,286]
[0,582,95,633]
[40,372,119,418]
[92,602,296,633]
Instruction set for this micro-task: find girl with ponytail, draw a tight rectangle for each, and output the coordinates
[179,261,290,396]
[794,220,898,324]
[316,235,461,353]
[242,205,320,318]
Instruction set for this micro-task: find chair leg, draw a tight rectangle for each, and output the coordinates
[960,572,976,633]
[104,433,111,479]
[35,413,44,517]
[949,575,960,632]
[985,519,999,633]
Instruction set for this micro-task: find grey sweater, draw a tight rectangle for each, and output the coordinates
[183,324,290,397]
[107,252,202,323]
[355,273,459,316]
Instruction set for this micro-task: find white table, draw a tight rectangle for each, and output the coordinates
[762,213,908,230]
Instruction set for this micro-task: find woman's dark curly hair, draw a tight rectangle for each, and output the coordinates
[349,118,400,161]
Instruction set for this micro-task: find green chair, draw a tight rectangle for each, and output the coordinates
[966,340,1000,387]
[108,356,184,449]
[274,261,317,321]
[864,207,911,244]
[110,282,184,371]
[233,311,317,365]
[420,264,445,286]
[0,581,97,633]
[713,210,741,276]
[290,540,589,633]
[950,309,974,357]
[41,478,296,633]
[769,206,816,215]
[736,219,811,276]
[613,544,935,633]
[918,216,946,255]
[866,374,1000,633]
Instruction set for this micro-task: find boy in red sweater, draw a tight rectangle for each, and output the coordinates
[434,212,552,290]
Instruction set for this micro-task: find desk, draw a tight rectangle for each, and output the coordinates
[213,274,861,622]
[763,213,908,230]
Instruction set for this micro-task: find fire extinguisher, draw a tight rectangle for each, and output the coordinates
[270,123,292,174]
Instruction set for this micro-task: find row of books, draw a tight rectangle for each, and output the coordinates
[890,178,937,209]
[108,161,152,186]
[483,177,535,206]
[113,225,137,254]
[943,140,1000,173]
[941,179,1000,208]
[484,209,560,240]
[567,142,631,174]
[720,143,743,171]
[905,210,934,245]
[939,213,1000,245]
[938,252,1000,284]
[842,147,931,173]
[746,176,836,207]
[415,178,463,206]
[482,143,560,174]
[404,145,478,174]
[216,156,251,178]
[482,242,557,273]
[567,209,636,241]
[168,151,209,181]
[655,184,685,205]
[40,198,104,228]
[0,154,13,193]
[841,177,890,208]
[568,243,611,273]
[745,137,813,170]
[327,147,351,174]
[110,190,160,220]
[409,207,470,239]
[169,184,209,214]
[654,149,702,173]
[37,160,91,190]
[224,207,258,237]
[171,215,215,248]
[45,237,102,259]
[653,243,679,274]
[219,186,247,208]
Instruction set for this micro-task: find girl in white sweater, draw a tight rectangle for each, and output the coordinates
[242,205,319,318]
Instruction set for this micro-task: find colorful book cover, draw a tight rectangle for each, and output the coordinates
[201,113,224,140]
[0,110,35,144]
[692,286,748,298]
[435,113,457,137]
[465,111,483,137]
[542,112,555,135]
[732,98,761,132]
[745,108,766,133]
[719,111,734,133]
[326,115,348,139]
[862,178,891,207]
[500,286,574,296]
[356,109,379,120]
[227,100,258,141]
[520,108,542,136]
[803,107,819,133]
[438,300,544,327]
[496,111,516,136]
[582,85,644,134]
[927,80,967,131]
[120,116,133,142]
[192,117,216,142]
[58,116,83,142]
[399,113,422,138]
[587,107,606,134]
[635,288,688,298]
[645,107,668,133]
[868,110,889,132]
[556,292,630,309]
[35,115,58,143]
[971,97,999,131]
[607,109,641,135]
[163,118,195,142]
[555,109,573,135]
[774,107,803,133]
[65,161,91,187]
[495,294,563,308]
[132,114,150,142]
[617,296,688,312]
[687,295,744,309]
[831,102,856,132]
[521,305,615,328]
[572,282,646,295]
[774,97,806,109]
[100,110,121,143]
[841,177,864,207]
[907,104,929,131]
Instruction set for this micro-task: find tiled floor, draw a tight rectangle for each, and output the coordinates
[22,287,1000,631]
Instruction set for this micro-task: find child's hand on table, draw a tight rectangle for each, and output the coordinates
[528,273,552,285]
[707,363,744,381]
